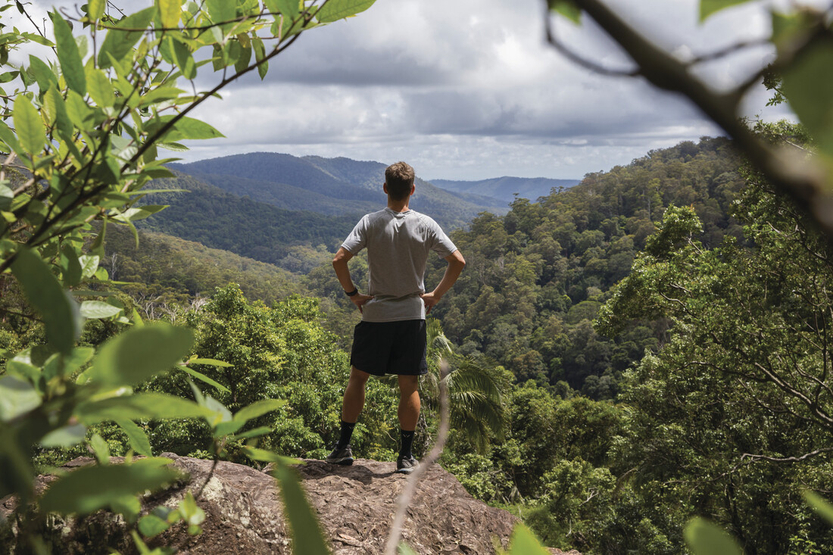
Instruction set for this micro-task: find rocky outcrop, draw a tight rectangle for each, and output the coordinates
[1,454,580,554]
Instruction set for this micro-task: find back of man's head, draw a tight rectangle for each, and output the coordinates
[385,162,415,201]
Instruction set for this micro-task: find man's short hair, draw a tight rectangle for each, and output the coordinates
[385,162,415,201]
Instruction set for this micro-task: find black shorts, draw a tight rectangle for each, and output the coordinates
[350,320,428,376]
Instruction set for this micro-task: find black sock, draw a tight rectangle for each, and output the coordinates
[337,420,356,449]
[399,429,415,458]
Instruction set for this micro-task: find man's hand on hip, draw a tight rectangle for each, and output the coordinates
[351,293,374,313]
[420,291,441,314]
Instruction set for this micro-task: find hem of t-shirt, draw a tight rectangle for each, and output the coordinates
[361,314,427,323]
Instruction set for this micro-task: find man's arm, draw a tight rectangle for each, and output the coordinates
[332,247,373,313]
[421,249,466,314]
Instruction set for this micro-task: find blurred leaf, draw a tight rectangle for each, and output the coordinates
[98,7,157,69]
[316,0,376,23]
[781,38,833,159]
[232,426,271,439]
[271,458,331,555]
[398,544,418,555]
[699,0,753,21]
[684,517,743,555]
[0,376,42,421]
[50,11,86,95]
[157,0,181,29]
[138,513,171,538]
[39,463,179,515]
[90,433,111,465]
[80,301,122,319]
[114,418,153,457]
[88,324,194,387]
[253,36,267,79]
[507,524,550,555]
[234,398,285,423]
[177,364,230,393]
[40,423,86,447]
[547,0,581,24]
[13,95,46,155]
[180,491,205,526]
[88,0,106,21]
[11,248,78,355]
[206,0,235,23]
[243,446,301,465]
[77,393,217,423]
[264,0,298,17]
[110,494,141,522]
[0,119,21,154]
[6,360,41,387]
[204,395,232,422]
[189,358,232,367]
[61,244,83,287]
[804,490,833,525]
[214,420,244,437]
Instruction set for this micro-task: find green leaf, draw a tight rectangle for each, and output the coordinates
[88,0,106,21]
[271,458,331,555]
[98,7,158,69]
[6,359,42,387]
[0,119,21,154]
[80,300,122,319]
[44,87,73,136]
[0,182,12,211]
[179,491,205,526]
[548,0,582,24]
[265,0,298,17]
[804,490,833,525]
[13,95,46,155]
[39,463,180,515]
[28,55,58,92]
[40,423,87,447]
[114,418,153,457]
[398,544,418,555]
[138,513,171,538]
[233,398,285,423]
[507,524,550,555]
[145,115,224,142]
[316,0,376,24]
[206,0,236,23]
[699,0,753,22]
[252,36,267,79]
[76,393,218,424]
[170,37,196,79]
[243,446,301,465]
[683,517,743,555]
[232,426,272,440]
[90,433,111,465]
[79,254,100,278]
[157,0,181,29]
[189,358,232,367]
[66,90,95,131]
[781,39,833,159]
[85,66,116,108]
[87,324,194,387]
[61,244,83,287]
[214,420,244,437]
[177,364,230,393]
[0,376,42,422]
[110,494,141,522]
[50,11,86,95]
[11,247,79,355]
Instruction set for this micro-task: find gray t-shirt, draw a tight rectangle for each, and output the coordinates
[342,207,457,322]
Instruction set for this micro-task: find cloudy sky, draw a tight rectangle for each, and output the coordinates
[24,0,795,181]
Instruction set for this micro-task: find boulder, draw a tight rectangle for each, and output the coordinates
[1,454,580,555]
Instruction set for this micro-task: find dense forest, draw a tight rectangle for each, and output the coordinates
[7,131,833,554]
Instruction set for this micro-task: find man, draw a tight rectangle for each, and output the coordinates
[326,161,466,474]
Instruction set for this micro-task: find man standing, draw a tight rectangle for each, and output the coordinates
[327,162,466,474]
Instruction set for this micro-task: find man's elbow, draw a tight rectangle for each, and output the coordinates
[454,251,466,269]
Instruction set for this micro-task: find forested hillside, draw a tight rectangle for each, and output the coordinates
[310,137,745,398]
[431,176,580,204]
[171,152,509,228]
[137,172,357,267]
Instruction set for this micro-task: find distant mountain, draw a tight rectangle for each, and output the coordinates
[430,177,580,204]
[169,153,508,229]
[139,172,357,267]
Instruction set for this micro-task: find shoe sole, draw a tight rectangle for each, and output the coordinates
[326,457,353,465]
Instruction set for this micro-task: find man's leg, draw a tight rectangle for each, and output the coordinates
[328,366,370,465]
[397,374,420,472]
[343,366,371,423]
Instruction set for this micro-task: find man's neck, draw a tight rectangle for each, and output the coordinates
[387,199,410,213]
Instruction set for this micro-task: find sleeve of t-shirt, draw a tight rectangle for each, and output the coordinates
[341,217,368,254]
[427,218,457,258]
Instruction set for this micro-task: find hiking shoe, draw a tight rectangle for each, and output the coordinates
[326,444,353,465]
[396,455,419,474]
